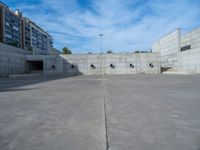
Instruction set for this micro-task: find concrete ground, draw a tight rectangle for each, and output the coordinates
[0,75,200,150]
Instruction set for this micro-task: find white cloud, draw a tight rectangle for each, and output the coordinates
[12,0,200,53]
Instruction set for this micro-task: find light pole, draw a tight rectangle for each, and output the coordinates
[99,34,103,54]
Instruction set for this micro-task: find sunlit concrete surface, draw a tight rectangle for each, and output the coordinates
[0,75,106,150]
[0,75,200,150]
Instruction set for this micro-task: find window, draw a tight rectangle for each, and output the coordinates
[181,45,191,51]
[32,36,37,40]
[5,22,9,26]
[13,26,19,31]
[5,33,12,39]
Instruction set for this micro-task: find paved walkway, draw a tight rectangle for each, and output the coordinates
[0,75,200,150]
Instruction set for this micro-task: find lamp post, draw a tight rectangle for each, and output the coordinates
[99,34,103,54]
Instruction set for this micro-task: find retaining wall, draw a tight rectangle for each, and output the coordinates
[152,29,180,67]
[0,42,31,77]
[176,28,200,73]
[46,53,161,75]
[1,42,161,77]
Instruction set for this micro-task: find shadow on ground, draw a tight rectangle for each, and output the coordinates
[0,74,82,92]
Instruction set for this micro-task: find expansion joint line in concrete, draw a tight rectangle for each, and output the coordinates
[101,75,110,150]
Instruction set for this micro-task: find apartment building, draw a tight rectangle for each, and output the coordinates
[22,17,53,55]
[0,1,53,55]
[0,2,21,48]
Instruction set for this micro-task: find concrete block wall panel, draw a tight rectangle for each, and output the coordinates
[88,55,101,75]
[177,48,200,73]
[127,54,138,73]
[139,54,148,73]
[43,55,64,76]
[152,29,180,67]
[146,53,160,74]
[60,55,83,75]
[116,55,127,74]
[77,56,89,74]
[44,55,56,75]
[100,55,107,74]
[174,28,200,73]
[0,42,31,77]
[105,54,119,75]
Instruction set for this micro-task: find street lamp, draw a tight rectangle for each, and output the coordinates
[99,34,103,54]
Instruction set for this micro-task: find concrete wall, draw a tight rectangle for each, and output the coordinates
[0,42,160,77]
[43,55,63,75]
[28,53,160,76]
[152,29,180,67]
[176,28,200,73]
[0,42,31,77]
[177,49,200,73]
[26,55,63,76]
[57,53,160,75]
[152,28,200,74]
[181,28,200,49]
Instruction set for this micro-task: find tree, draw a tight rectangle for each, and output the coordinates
[7,41,19,47]
[107,50,113,54]
[134,50,140,53]
[62,47,72,54]
[28,46,33,52]
[134,50,149,53]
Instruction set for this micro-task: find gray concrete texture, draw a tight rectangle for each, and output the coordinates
[177,29,200,73]
[152,28,200,74]
[1,44,160,77]
[0,75,200,150]
[0,42,31,77]
[152,29,180,67]
[26,53,161,76]
[58,53,160,75]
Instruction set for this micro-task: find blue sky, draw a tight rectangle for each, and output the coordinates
[3,0,200,53]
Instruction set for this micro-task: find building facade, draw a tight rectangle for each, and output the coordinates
[22,17,53,55]
[152,28,200,73]
[0,2,22,48]
[0,2,53,55]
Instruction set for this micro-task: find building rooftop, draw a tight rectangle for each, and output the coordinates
[0,1,8,8]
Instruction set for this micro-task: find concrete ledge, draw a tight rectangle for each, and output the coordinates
[9,73,43,78]
[162,71,191,75]
[26,55,45,61]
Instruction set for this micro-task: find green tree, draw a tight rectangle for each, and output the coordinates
[107,50,113,54]
[134,50,140,53]
[28,46,33,52]
[62,47,72,54]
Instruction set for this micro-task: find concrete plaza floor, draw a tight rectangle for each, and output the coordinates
[0,75,200,150]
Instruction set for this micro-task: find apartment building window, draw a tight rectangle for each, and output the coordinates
[5,22,10,26]
[13,26,19,31]
[5,18,10,23]
[5,33,12,39]
[4,12,10,18]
